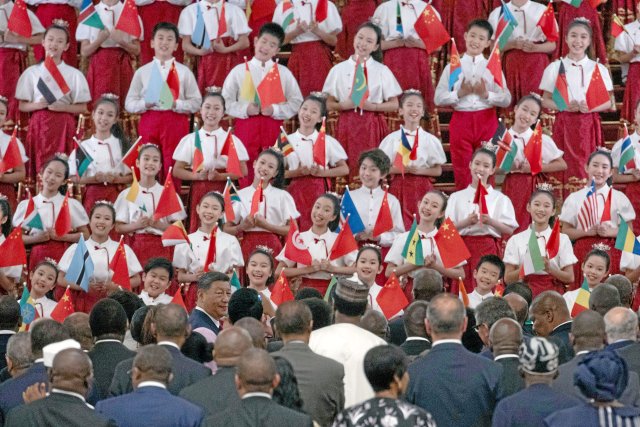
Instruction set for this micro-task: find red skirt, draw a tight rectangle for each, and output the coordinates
[287,176,330,232]
[449,109,498,190]
[503,50,549,110]
[82,184,122,213]
[460,235,500,293]
[196,37,244,92]
[187,180,225,233]
[388,173,433,230]
[240,231,283,262]
[0,183,18,213]
[30,240,69,301]
[551,112,603,198]
[571,237,620,291]
[501,173,551,233]
[234,116,282,187]
[33,4,78,67]
[288,41,334,97]
[622,63,640,123]
[72,285,108,314]
[523,273,565,298]
[138,2,185,65]
[87,48,134,110]
[126,233,174,281]
[335,110,388,183]
[26,110,76,179]
[0,48,27,123]
[556,2,608,64]
[301,277,331,296]
[384,47,435,112]
[335,0,377,59]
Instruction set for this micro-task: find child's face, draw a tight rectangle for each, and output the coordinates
[197,196,223,228]
[399,95,424,125]
[586,154,612,187]
[246,252,272,287]
[513,99,540,130]
[42,28,69,58]
[418,192,444,224]
[142,267,171,298]
[42,161,66,193]
[200,96,225,128]
[526,193,554,226]
[151,29,178,60]
[297,99,323,129]
[356,249,382,285]
[566,25,591,57]
[136,147,162,178]
[359,157,384,189]
[253,33,280,63]
[473,262,501,293]
[0,103,7,125]
[253,153,279,182]
[463,26,491,56]
[92,102,118,134]
[470,152,496,183]
[30,265,57,298]
[310,197,336,228]
[353,27,379,59]
[582,255,608,287]
[90,206,114,237]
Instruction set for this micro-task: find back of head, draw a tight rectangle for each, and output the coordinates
[604,307,638,343]
[214,327,253,366]
[236,348,277,394]
[235,317,266,349]
[489,318,522,355]
[295,288,322,300]
[272,356,304,411]
[504,282,533,306]
[364,345,408,392]
[403,301,429,338]
[300,297,333,330]
[6,332,32,370]
[589,284,621,316]
[333,277,369,318]
[475,297,516,330]
[133,344,173,385]
[63,313,93,351]
[0,295,20,330]
[412,269,444,301]
[574,350,629,402]
[531,291,570,324]
[519,337,559,376]
[90,299,128,339]
[503,293,529,326]
[109,290,145,323]
[571,310,606,351]
[153,304,188,338]
[605,275,633,308]
[360,310,389,341]
[131,305,151,344]
[50,348,92,394]
[181,332,214,364]
[228,288,263,324]
[275,301,312,337]
[426,293,466,338]
[31,318,70,358]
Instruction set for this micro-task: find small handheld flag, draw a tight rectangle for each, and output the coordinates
[492,121,517,173]
[349,58,369,109]
[486,44,504,88]
[55,187,72,237]
[570,278,591,317]
[522,227,545,275]
[495,0,518,50]
[329,215,358,261]
[615,214,640,255]
[0,126,24,174]
[220,130,244,177]
[71,138,94,178]
[37,54,71,104]
[50,287,74,322]
[585,64,611,111]
[23,189,44,231]
[315,0,328,22]
[115,0,142,38]
[171,286,187,310]
[271,272,295,305]
[250,178,264,217]
[577,179,599,231]
[552,61,570,112]
[109,237,131,290]
[192,2,211,49]
[402,217,424,266]
[433,218,471,269]
[153,168,183,221]
[284,219,313,265]
[312,117,327,167]
[340,187,365,234]
[611,14,627,38]
[0,227,27,268]
[256,62,286,108]
[79,0,105,30]
[413,4,450,54]
[162,220,191,247]
[458,277,469,307]
[8,0,32,38]
[203,226,217,272]
[66,235,95,292]
[376,272,408,319]
[223,177,240,223]
[546,219,561,259]
[239,58,258,104]
[19,287,38,330]
[372,187,393,237]
[536,2,559,42]
[192,123,204,173]
[274,127,293,156]
[524,121,543,176]
[393,127,413,176]
[619,124,636,173]
[448,38,462,91]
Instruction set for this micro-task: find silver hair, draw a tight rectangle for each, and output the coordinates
[6,332,33,370]
[604,308,638,343]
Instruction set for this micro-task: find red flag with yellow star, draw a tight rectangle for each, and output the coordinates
[171,286,187,311]
[54,188,72,237]
[109,237,131,290]
[373,187,394,237]
[486,44,504,88]
[203,226,217,272]
[153,168,183,221]
[433,218,471,269]
[256,63,286,108]
[51,287,75,323]
[8,0,32,38]
[586,64,610,111]
[376,272,408,319]
[413,4,449,54]
[115,0,142,38]
[536,2,559,42]
[220,130,244,178]
[312,117,327,167]
[524,121,543,176]
[0,227,27,268]
[271,272,294,305]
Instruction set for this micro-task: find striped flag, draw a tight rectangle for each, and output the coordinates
[458,277,469,307]
[619,124,636,173]
[395,1,403,35]
[324,275,337,301]
[350,58,369,109]
[223,177,240,223]
[239,58,258,104]
[191,3,211,50]
[23,190,44,230]
[230,269,242,291]
[522,227,545,276]
[340,187,365,234]
[577,179,599,231]
[402,217,424,266]
[449,38,462,90]
[393,127,413,177]
[192,124,204,173]
[615,214,640,255]
[273,127,293,156]
[570,277,591,317]
[37,55,71,104]
[553,61,570,112]
[281,0,294,30]
[18,286,38,331]
[66,235,95,292]
[495,0,518,50]
[79,0,105,29]
[492,122,517,172]
[70,138,94,177]
[161,220,191,247]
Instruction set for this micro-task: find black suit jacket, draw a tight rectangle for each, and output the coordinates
[109,344,211,396]
[179,366,240,416]
[607,340,634,351]
[400,338,431,357]
[88,340,136,401]
[388,316,407,345]
[0,362,47,424]
[205,395,313,427]
[549,321,574,364]
[494,355,525,398]
[5,392,114,427]
[618,342,640,379]
[0,332,14,372]
[189,309,220,336]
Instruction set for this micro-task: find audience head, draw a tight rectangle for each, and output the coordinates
[152,304,190,344]
[604,307,638,344]
[332,277,369,320]
[574,350,628,402]
[589,284,621,316]
[570,310,606,352]
[295,287,322,300]
[235,348,279,395]
[364,345,409,398]
[530,291,570,337]
[235,317,266,349]
[180,332,214,365]
[519,337,560,384]
[403,301,429,339]
[275,301,313,341]
[504,293,529,327]
[63,313,93,351]
[131,305,151,345]
[489,318,522,356]
[426,293,467,340]
[412,269,444,301]
[462,307,484,353]
[30,318,70,359]
[0,295,20,331]
[360,310,389,341]
[474,297,516,346]
[503,282,533,307]
[5,332,32,377]
[300,297,333,330]
[604,275,633,308]
[228,288,263,324]
[272,356,304,412]
[213,327,253,367]
[49,348,93,397]
[90,299,128,341]
[197,272,231,320]
[132,344,173,389]
[108,290,145,323]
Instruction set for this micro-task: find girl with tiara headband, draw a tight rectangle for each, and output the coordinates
[27,259,60,318]
[554,2,607,64]
[114,143,187,270]
[559,149,635,289]
[283,93,348,231]
[58,201,142,313]
[173,89,249,232]
[503,184,577,297]
[379,90,446,228]
[29,8,79,67]
[0,196,23,297]
[173,191,244,311]
[562,244,610,314]
[539,18,613,197]
[0,96,29,212]
[12,155,89,289]
[72,94,132,212]
[445,146,518,293]
[499,94,566,233]
[275,193,356,295]
[612,99,640,232]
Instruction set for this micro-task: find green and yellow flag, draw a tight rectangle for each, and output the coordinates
[402,217,424,265]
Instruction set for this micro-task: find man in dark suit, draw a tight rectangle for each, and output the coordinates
[530,291,574,363]
[489,318,525,397]
[552,310,640,406]
[0,319,70,423]
[88,299,136,400]
[605,274,634,308]
[180,327,253,415]
[109,304,211,396]
[3,333,32,382]
[96,345,204,427]
[189,272,231,338]
[503,293,529,332]
[589,284,622,316]
[205,348,313,427]
[617,309,640,378]
[604,307,637,351]
[5,348,114,427]
[406,293,503,427]
[400,301,431,357]
[272,301,345,427]
[0,296,20,372]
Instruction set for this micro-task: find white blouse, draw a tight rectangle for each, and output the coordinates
[232,183,300,231]
[76,0,143,45]
[373,0,438,41]
[539,57,613,103]
[611,131,640,174]
[285,129,347,169]
[378,127,446,168]
[614,20,640,63]
[0,2,45,51]
[487,0,552,43]
[272,0,342,44]
[73,135,129,177]
[173,228,244,274]
[16,61,91,105]
[558,184,635,228]
[172,127,249,171]
[13,193,89,235]
[503,226,578,274]
[178,0,250,40]
[506,127,564,167]
[349,186,405,247]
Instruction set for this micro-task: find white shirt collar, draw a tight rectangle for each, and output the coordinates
[94,339,122,344]
[137,381,167,390]
[405,337,430,342]
[249,56,274,69]
[51,388,90,407]
[153,57,176,68]
[195,306,221,327]
[431,339,462,347]
[0,330,16,335]
[157,341,181,350]
[242,392,271,400]
[494,354,519,361]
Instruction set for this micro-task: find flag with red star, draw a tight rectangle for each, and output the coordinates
[433,218,471,269]
[115,0,142,38]
[256,63,286,108]
[51,287,75,323]
[413,4,449,54]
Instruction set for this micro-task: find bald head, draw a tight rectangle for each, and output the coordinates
[49,348,93,396]
[571,310,606,352]
[235,317,266,349]
[153,304,189,338]
[426,294,466,340]
[504,293,528,326]
[589,284,621,316]
[236,348,278,395]
[274,301,313,341]
[604,307,638,343]
[489,318,523,356]
[530,291,570,337]
[214,327,253,366]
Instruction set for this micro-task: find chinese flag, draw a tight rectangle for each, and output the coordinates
[167,61,180,101]
[486,45,504,88]
[376,272,408,320]
[121,136,142,171]
[413,4,449,54]
[271,272,294,305]
[171,286,187,311]
[494,281,505,297]
[586,64,611,111]
[524,121,543,176]
[0,126,24,173]
[50,287,75,323]
[536,2,559,43]
[312,117,327,167]
[203,227,217,272]
[546,219,561,259]
[220,131,244,177]
[458,277,469,307]
[373,188,393,237]
[433,218,471,269]
[153,168,183,220]
[284,219,313,265]
[108,238,131,290]
[256,63,286,108]
[473,180,489,216]
[217,1,227,38]
[7,0,32,38]
[115,0,142,38]
[611,14,626,38]
[0,227,27,268]
[315,0,328,22]
[600,188,612,223]
[55,189,72,236]
[249,179,263,217]
[329,217,358,260]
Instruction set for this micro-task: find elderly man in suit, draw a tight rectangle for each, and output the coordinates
[189,272,232,338]
[400,301,431,357]
[96,345,204,427]
[530,291,574,364]
[489,318,525,397]
[3,333,32,381]
[406,293,503,427]
[272,301,345,427]
[605,307,637,351]
[0,296,21,372]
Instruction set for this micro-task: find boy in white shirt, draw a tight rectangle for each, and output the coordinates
[468,255,504,309]
[139,257,174,306]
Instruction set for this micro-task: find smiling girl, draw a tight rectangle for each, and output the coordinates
[562,245,610,314]
[29,259,59,318]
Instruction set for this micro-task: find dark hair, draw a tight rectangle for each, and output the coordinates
[197,271,231,291]
[30,318,70,357]
[89,299,127,339]
[0,197,12,237]
[332,288,367,317]
[466,18,494,39]
[567,18,593,59]
[143,257,174,281]
[475,297,516,330]
[475,254,505,280]
[93,96,131,155]
[403,300,429,338]
[202,90,226,110]
[301,94,328,122]
[462,307,484,353]
[247,247,276,287]
[471,147,497,168]
[181,331,214,364]
[364,345,408,392]
[0,295,20,330]
[272,356,305,412]
[257,148,286,189]
[34,258,60,284]
[503,282,533,306]
[300,297,332,329]
[400,90,425,109]
[587,150,614,186]
[355,22,383,62]
[295,287,322,300]
[275,301,312,335]
[138,143,162,160]
[152,22,179,40]
[131,305,151,344]
[515,94,543,121]
[228,288,263,324]
[42,156,70,195]
[44,24,70,44]
[108,290,145,322]
[90,201,116,224]
[199,191,225,229]
[583,246,611,271]
[258,22,285,46]
[528,187,557,226]
[423,190,448,228]
[359,148,391,178]
[605,274,633,307]
[316,193,340,232]
[356,245,382,265]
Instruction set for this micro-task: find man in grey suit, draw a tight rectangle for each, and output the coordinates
[272,301,344,427]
